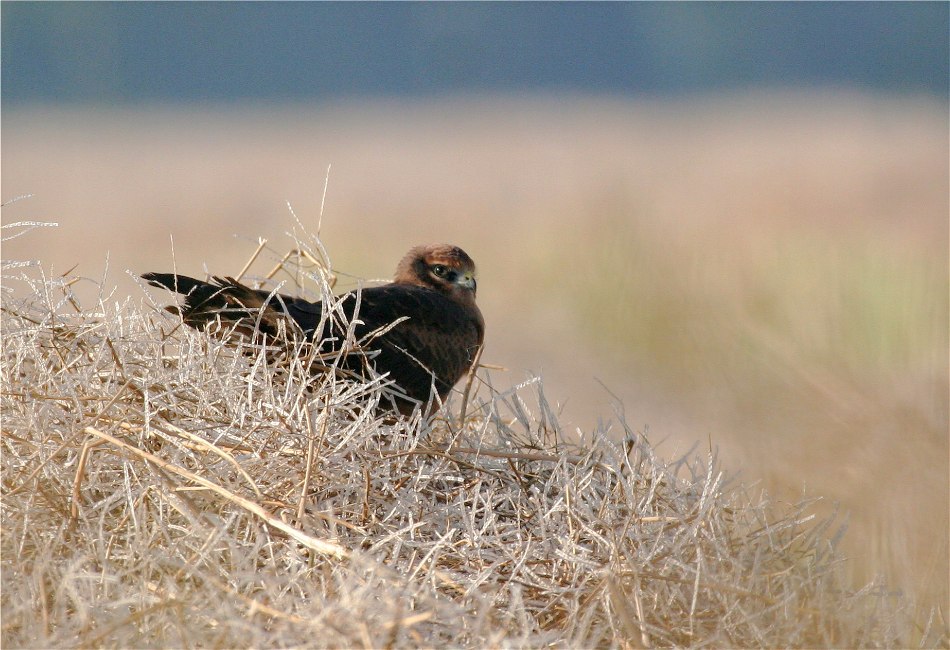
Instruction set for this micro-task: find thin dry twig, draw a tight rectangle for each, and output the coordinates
[83,426,349,560]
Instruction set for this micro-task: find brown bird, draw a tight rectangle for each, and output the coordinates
[142,244,484,415]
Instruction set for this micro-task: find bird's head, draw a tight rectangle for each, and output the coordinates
[395,244,478,301]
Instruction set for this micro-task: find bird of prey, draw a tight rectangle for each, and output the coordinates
[142,244,484,415]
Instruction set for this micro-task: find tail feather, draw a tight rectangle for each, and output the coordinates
[142,273,301,338]
[141,272,207,296]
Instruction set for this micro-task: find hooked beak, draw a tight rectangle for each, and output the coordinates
[457,273,477,294]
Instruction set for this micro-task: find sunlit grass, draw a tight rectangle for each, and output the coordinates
[3,92,946,636]
[2,228,944,647]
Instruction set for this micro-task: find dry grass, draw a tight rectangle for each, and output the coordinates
[2,226,946,648]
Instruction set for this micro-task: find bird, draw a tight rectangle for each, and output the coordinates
[142,244,485,416]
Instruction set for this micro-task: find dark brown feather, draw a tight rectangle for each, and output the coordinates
[142,245,484,415]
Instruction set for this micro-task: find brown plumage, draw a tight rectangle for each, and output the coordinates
[142,244,484,415]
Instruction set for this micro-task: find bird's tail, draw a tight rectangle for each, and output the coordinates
[141,273,301,339]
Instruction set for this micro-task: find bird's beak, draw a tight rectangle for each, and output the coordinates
[458,274,477,293]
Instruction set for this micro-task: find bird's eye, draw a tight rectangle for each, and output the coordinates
[431,264,448,277]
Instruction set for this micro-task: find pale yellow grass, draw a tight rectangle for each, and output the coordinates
[3,91,947,631]
[2,226,943,647]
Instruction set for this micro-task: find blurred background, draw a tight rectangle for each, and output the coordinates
[3,3,947,617]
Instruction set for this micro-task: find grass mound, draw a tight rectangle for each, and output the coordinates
[1,241,943,648]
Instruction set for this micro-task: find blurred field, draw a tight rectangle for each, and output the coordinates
[3,91,947,620]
